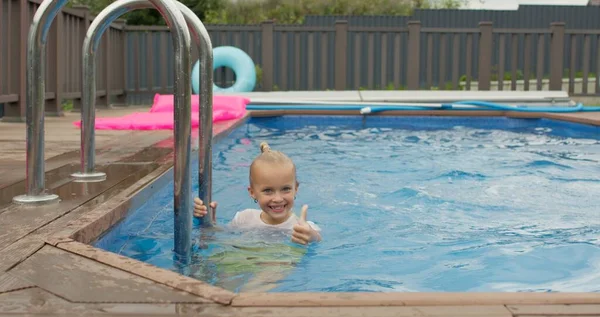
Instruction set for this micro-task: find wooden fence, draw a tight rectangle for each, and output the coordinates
[0,0,125,121]
[1,0,599,121]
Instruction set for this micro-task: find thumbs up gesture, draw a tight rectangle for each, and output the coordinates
[291,205,322,245]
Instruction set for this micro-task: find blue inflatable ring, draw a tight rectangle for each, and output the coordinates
[192,46,256,93]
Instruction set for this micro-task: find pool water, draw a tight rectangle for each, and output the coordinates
[94,116,600,293]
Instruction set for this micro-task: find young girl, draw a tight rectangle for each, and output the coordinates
[194,142,322,245]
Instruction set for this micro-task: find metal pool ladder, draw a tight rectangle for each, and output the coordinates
[12,0,214,262]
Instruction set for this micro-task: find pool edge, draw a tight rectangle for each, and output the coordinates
[48,110,600,308]
[249,109,600,127]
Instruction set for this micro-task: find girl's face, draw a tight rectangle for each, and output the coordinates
[248,162,298,225]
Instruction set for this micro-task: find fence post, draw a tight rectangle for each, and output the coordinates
[261,20,274,91]
[407,21,421,90]
[478,22,493,91]
[3,0,28,122]
[334,20,348,90]
[46,11,64,116]
[550,22,565,91]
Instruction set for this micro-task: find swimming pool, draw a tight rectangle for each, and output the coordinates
[94,115,600,293]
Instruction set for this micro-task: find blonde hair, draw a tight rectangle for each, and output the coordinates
[249,142,297,185]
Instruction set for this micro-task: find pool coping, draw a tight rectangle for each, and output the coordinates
[45,109,600,308]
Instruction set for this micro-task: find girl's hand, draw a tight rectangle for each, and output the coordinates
[193,197,217,219]
[292,205,321,245]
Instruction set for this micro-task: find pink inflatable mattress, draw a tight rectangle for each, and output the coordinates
[73,94,249,130]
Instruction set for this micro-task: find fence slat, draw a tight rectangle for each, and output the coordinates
[146,32,153,92]
[280,32,288,91]
[582,34,590,94]
[367,32,374,89]
[511,34,518,90]
[353,33,361,89]
[596,36,600,94]
[103,28,111,106]
[381,33,387,89]
[4,0,28,119]
[550,22,565,91]
[294,33,301,90]
[465,33,473,90]
[261,21,274,91]
[133,33,140,93]
[160,32,167,90]
[498,34,506,91]
[4,0,11,95]
[426,34,433,89]
[407,21,421,89]
[320,32,328,90]
[334,21,348,90]
[439,33,446,89]
[0,0,3,95]
[393,33,401,88]
[569,35,576,94]
[452,33,459,90]
[47,10,63,115]
[536,34,545,90]
[524,33,531,91]
[308,32,314,90]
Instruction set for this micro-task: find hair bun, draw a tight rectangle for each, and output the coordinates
[259,142,271,153]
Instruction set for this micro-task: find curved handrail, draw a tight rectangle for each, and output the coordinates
[13,0,195,262]
[74,0,213,259]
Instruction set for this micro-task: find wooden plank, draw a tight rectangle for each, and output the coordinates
[0,287,185,315]
[55,241,234,305]
[422,27,478,33]
[0,272,34,293]
[508,304,600,316]
[9,245,209,303]
[349,26,408,33]
[231,293,600,307]
[0,94,18,103]
[518,315,600,317]
[0,238,45,272]
[179,305,512,317]
[0,287,93,314]
[48,163,170,244]
[0,164,149,250]
[0,163,167,273]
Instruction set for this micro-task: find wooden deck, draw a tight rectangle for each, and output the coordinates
[0,108,599,316]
